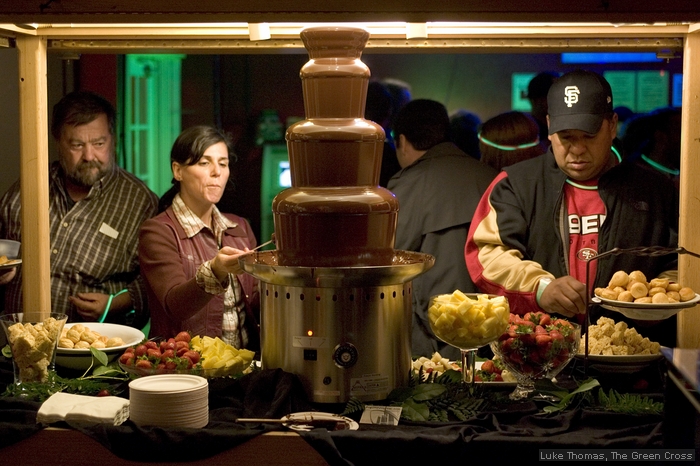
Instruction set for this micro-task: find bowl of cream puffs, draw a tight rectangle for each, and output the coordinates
[55,322,145,370]
[592,270,699,320]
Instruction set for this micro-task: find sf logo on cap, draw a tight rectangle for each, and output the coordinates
[564,85,580,107]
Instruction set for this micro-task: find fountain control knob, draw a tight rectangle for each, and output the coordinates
[333,343,358,368]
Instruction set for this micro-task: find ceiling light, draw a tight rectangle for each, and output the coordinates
[405,23,428,39]
[248,23,271,41]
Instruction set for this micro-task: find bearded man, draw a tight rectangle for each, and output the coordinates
[0,91,158,328]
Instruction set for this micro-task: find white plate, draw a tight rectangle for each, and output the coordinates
[55,322,145,370]
[574,352,663,373]
[592,294,700,320]
[0,258,21,269]
[129,374,208,393]
[281,412,359,431]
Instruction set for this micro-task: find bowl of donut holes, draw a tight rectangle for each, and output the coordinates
[593,270,700,320]
[55,322,145,370]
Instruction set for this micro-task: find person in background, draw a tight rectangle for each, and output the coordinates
[622,107,681,190]
[365,80,401,187]
[527,71,559,152]
[381,77,412,130]
[478,111,544,172]
[449,109,482,160]
[388,99,498,359]
[613,105,635,139]
[139,125,259,351]
[0,91,158,328]
[466,70,678,347]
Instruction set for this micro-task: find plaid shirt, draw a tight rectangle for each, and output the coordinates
[171,194,248,348]
[0,162,158,325]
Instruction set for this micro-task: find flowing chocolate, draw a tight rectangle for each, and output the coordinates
[273,27,398,267]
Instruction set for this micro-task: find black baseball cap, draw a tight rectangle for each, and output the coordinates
[547,70,614,135]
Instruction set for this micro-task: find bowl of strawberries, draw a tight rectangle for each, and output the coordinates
[490,311,580,400]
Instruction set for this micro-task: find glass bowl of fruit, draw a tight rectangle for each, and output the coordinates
[490,311,580,400]
[428,292,510,390]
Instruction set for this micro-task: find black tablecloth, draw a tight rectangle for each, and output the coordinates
[0,356,668,466]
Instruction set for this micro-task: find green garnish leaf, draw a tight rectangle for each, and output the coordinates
[401,398,431,421]
[596,389,663,415]
[410,383,447,401]
[90,347,109,366]
[541,378,600,413]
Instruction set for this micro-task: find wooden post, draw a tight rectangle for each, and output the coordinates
[678,26,700,348]
[17,35,51,322]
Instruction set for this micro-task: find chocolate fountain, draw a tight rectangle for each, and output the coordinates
[241,27,434,404]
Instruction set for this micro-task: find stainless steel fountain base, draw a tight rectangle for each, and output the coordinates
[240,250,434,403]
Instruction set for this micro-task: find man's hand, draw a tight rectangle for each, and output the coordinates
[70,292,110,321]
[0,267,17,286]
[538,276,587,318]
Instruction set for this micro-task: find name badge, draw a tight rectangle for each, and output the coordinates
[99,222,119,239]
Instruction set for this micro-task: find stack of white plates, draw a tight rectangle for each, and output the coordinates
[129,374,209,428]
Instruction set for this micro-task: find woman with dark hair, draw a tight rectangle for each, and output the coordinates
[478,111,544,172]
[139,125,259,350]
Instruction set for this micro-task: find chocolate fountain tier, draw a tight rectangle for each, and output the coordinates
[286,118,385,187]
[240,250,435,288]
[299,27,370,120]
[273,186,398,267]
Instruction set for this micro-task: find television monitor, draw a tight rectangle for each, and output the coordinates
[511,72,536,111]
[672,73,683,108]
[561,52,662,64]
[260,143,290,244]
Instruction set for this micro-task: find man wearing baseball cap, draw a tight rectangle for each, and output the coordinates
[465,69,679,346]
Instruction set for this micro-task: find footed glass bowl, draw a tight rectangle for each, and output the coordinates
[490,317,580,400]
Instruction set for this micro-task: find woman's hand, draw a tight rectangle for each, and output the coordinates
[210,246,250,282]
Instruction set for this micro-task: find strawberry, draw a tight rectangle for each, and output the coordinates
[549,329,564,342]
[119,353,134,365]
[134,344,148,357]
[135,359,152,370]
[160,339,176,352]
[145,341,158,350]
[182,350,201,365]
[481,360,497,374]
[535,334,552,345]
[174,331,191,343]
[146,348,162,360]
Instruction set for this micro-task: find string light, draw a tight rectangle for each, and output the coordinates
[641,154,680,176]
[611,145,622,163]
[477,132,540,151]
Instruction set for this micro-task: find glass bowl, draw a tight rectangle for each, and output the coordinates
[490,313,580,400]
[1,312,68,385]
[428,292,510,386]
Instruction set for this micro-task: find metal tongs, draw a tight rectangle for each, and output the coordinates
[236,416,348,430]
